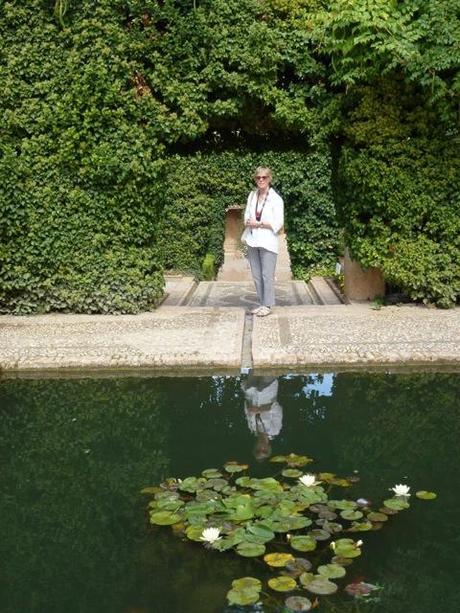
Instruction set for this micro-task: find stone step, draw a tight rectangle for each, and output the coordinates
[308,276,343,305]
[185,281,316,308]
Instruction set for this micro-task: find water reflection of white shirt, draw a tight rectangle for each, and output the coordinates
[244,378,279,406]
[244,379,283,439]
[245,401,283,439]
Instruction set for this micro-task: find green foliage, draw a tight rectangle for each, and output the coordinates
[319,0,460,111]
[336,83,460,307]
[201,253,216,281]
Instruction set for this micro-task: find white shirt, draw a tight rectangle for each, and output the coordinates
[241,187,284,254]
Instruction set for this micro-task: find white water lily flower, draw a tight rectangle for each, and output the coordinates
[391,484,411,497]
[200,527,222,544]
[299,474,320,487]
[356,540,363,547]
[330,541,336,551]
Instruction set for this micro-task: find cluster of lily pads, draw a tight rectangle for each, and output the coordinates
[143,453,436,612]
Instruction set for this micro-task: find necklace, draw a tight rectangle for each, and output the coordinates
[255,189,269,222]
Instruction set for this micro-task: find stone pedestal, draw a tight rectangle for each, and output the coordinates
[343,248,385,301]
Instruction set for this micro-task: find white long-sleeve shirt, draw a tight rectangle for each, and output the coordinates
[241,187,284,254]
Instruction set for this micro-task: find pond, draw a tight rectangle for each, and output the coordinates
[1,371,459,613]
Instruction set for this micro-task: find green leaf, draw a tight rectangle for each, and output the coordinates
[290,535,317,552]
[416,491,437,500]
[305,577,338,595]
[235,541,266,557]
[317,563,346,579]
[268,576,297,592]
[149,511,182,526]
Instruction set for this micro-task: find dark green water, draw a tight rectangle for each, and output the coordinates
[1,372,459,613]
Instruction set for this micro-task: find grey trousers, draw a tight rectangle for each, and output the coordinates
[247,246,277,307]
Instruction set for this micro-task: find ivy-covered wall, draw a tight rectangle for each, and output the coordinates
[0,2,165,314]
[335,83,460,308]
[157,149,338,278]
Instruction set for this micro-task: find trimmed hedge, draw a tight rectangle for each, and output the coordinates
[157,149,338,279]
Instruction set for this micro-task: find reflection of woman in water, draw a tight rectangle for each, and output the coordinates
[242,376,283,460]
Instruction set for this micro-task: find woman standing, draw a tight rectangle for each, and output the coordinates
[241,167,284,316]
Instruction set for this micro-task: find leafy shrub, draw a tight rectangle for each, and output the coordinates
[201,253,216,281]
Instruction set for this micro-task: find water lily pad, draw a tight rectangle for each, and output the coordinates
[232,577,262,590]
[305,577,338,595]
[202,468,223,479]
[178,476,206,493]
[309,528,331,541]
[416,490,437,500]
[345,581,378,597]
[318,563,347,579]
[286,516,312,530]
[250,477,284,492]
[203,478,228,491]
[247,523,275,543]
[329,478,352,487]
[340,510,363,521]
[299,572,315,587]
[285,596,312,611]
[316,519,343,533]
[236,541,266,557]
[384,498,410,511]
[226,587,259,606]
[317,509,338,520]
[379,506,398,515]
[155,490,180,501]
[309,504,329,513]
[155,497,184,511]
[149,510,182,525]
[329,500,358,510]
[349,521,373,532]
[318,472,336,481]
[285,453,314,467]
[224,461,249,473]
[235,476,252,487]
[333,538,362,558]
[367,512,388,522]
[282,468,304,478]
[268,576,297,592]
[290,535,317,552]
[264,552,295,567]
[185,525,206,541]
[285,558,313,577]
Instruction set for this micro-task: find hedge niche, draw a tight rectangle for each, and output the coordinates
[0,2,164,314]
[157,149,338,279]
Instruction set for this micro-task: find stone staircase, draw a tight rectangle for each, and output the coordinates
[162,205,343,308]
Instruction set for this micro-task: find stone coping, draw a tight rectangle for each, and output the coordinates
[0,302,459,375]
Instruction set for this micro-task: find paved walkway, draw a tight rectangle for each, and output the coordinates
[0,277,459,374]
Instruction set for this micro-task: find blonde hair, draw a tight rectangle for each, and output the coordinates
[253,166,273,184]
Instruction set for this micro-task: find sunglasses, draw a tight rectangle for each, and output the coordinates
[255,175,268,180]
